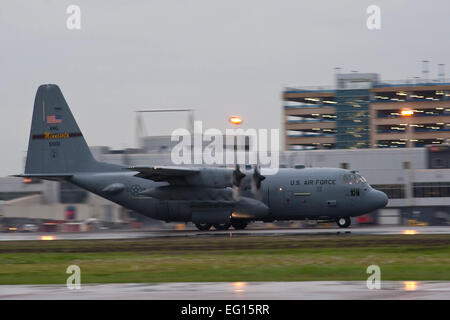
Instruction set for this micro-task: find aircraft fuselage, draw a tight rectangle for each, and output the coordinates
[69,167,387,223]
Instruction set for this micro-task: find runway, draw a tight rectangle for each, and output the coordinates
[0,226,449,241]
[1,281,449,300]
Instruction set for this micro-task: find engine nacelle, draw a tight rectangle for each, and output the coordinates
[233,196,270,219]
[183,168,232,188]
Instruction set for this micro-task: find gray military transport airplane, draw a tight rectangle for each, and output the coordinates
[15,84,388,230]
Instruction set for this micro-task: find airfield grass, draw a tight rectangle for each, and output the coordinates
[0,234,449,284]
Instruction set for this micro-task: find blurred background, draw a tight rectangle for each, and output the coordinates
[1,1,449,233]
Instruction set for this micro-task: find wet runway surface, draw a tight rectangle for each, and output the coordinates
[1,281,449,300]
[0,226,449,241]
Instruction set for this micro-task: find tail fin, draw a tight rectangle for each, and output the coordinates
[24,84,97,174]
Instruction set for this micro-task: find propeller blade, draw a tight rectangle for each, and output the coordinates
[251,165,266,200]
[232,164,246,187]
[253,166,266,189]
[232,164,246,200]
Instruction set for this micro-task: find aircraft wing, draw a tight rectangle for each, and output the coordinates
[126,166,200,183]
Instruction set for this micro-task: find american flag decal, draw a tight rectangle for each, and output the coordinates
[46,115,62,124]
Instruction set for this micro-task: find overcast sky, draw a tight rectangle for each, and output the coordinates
[1,0,450,176]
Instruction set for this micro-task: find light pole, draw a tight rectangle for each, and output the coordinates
[400,109,414,148]
[401,108,415,215]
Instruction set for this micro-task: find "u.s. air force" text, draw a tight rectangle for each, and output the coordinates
[290,179,336,186]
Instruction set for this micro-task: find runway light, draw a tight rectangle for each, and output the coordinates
[401,109,414,117]
[40,235,55,241]
[229,116,243,125]
[402,230,418,235]
[232,282,247,293]
[403,281,417,291]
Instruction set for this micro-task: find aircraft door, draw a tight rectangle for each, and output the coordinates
[283,190,292,208]
[268,186,293,217]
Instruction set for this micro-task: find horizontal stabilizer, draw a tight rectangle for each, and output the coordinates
[12,173,72,181]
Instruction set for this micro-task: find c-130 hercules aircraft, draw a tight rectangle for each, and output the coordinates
[16,84,388,230]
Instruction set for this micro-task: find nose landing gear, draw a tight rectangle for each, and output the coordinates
[336,217,351,228]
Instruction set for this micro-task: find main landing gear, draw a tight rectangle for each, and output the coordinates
[336,217,351,228]
[194,221,248,231]
[195,223,212,231]
[231,220,248,230]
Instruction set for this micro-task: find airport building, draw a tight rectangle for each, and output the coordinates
[283,73,450,150]
[0,175,128,229]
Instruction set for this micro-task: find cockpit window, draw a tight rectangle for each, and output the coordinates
[343,173,366,184]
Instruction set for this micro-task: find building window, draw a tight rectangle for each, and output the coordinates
[0,191,41,201]
[413,182,450,198]
[372,184,406,199]
[403,162,411,169]
[431,158,446,169]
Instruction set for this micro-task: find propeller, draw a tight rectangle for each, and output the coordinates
[232,164,246,200]
[232,164,246,187]
[251,165,266,200]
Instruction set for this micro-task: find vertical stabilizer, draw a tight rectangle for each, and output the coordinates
[24,84,97,174]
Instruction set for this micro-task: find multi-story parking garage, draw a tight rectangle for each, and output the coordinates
[283,73,450,150]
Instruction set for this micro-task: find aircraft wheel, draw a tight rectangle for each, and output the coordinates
[231,220,248,230]
[213,223,231,230]
[336,217,351,228]
[195,223,212,231]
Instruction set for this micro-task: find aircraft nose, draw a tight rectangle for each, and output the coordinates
[371,189,388,209]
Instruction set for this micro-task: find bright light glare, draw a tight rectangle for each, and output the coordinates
[40,235,55,241]
[403,281,417,291]
[229,116,243,125]
[402,230,419,235]
[232,282,247,293]
[401,109,414,116]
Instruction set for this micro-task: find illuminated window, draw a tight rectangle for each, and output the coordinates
[413,182,450,198]
[372,184,406,199]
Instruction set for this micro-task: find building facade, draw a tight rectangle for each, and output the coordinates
[283,73,450,150]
